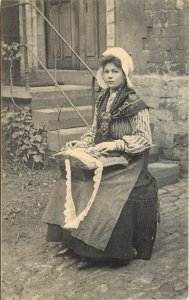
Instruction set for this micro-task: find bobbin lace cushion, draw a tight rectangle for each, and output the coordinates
[55,147,128,170]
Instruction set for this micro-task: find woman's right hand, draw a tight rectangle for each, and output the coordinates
[65,140,83,148]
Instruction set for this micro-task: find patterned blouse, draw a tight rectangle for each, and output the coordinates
[81,91,152,154]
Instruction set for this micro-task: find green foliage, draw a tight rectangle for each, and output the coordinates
[2,106,48,168]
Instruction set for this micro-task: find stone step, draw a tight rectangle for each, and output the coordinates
[47,127,87,151]
[30,85,93,110]
[148,161,180,187]
[30,70,94,86]
[33,106,93,130]
[148,144,159,163]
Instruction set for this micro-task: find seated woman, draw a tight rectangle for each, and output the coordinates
[42,47,158,270]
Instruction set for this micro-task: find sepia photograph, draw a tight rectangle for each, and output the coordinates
[1,0,188,299]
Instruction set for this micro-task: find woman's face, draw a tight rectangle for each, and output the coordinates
[103,62,125,90]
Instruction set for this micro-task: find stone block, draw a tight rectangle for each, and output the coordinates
[177,107,188,121]
[142,96,160,109]
[47,127,87,151]
[149,144,159,163]
[2,86,31,100]
[161,132,175,149]
[145,0,167,11]
[169,61,187,74]
[166,0,177,9]
[176,0,189,9]
[153,11,168,27]
[186,63,189,73]
[167,0,188,9]
[178,87,189,98]
[177,36,188,50]
[161,25,188,37]
[159,99,179,115]
[134,80,161,106]
[173,147,188,172]
[145,12,153,27]
[178,9,189,25]
[160,75,188,87]
[147,62,169,74]
[138,88,157,98]
[142,37,160,50]
[148,162,180,187]
[146,26,159,37]
[161,148,175,160]
[173,120,188,134]
[32,106,92,131]
[106,10,114,23]
[148,50,167,63]
[167,10,179,25]
[132,75,161,87]
[150,108,174,123]
[30,85,93,110]
[160,37,178,50]
[150,108,175,147]
[30,70,93,86]
[167,50,188,64]
[174,134,188,148]
[106,0,115,11]
[154,86,179,98]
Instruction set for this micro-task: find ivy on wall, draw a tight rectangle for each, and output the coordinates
[2,42,48,168]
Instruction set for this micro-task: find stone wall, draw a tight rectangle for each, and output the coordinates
[115,0,188,172]
[143,0,189,74]
[115,0,148,74]
[132,75,188,172]
[115,0,188,74]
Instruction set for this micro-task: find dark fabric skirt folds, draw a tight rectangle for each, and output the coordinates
[43,163,158,260]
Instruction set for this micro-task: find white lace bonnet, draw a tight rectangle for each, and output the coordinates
[96,47,134,89]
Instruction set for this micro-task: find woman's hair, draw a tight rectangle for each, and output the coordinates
[99,55,122,70]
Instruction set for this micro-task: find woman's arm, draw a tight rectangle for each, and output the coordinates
[115,108,152,154]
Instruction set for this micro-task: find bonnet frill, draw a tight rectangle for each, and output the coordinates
[96,47,134,89]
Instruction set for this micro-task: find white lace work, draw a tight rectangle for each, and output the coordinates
[62,148,128,229]
[63,157,103,229]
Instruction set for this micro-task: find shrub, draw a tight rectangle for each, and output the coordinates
[2,105,48,168]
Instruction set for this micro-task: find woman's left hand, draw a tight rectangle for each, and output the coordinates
[94,142,116,155]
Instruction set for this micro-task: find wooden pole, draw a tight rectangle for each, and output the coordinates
[22,4,30,90]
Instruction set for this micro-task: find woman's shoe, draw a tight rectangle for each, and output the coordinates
[77,260,95,270]
[56,247,69,257]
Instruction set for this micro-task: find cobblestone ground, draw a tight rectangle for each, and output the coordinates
[2,172,188,300]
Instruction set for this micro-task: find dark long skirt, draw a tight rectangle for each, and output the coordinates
[46,170,158,260]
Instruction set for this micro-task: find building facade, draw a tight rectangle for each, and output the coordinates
[2,0,189,171]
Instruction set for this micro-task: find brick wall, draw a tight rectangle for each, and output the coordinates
[143,0,189,74]
[133,75,188,172]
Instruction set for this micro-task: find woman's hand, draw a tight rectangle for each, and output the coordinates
[94,141,116,155]
[65,140,84,148]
